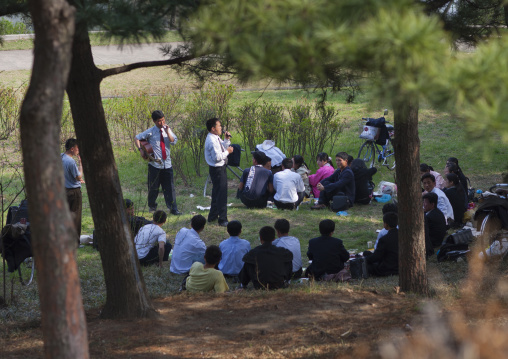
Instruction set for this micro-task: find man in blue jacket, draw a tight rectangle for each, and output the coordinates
[311,152,355,210]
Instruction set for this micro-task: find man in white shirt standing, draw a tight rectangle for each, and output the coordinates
[204,118,233,227]
[421,173,454,224]
[134,110,181,215]
[273,219,303,278]
[134,210,172,266]
[273,158,305,210]
[170,214,207,274]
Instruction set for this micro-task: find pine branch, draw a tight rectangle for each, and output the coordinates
[100,55,195,78]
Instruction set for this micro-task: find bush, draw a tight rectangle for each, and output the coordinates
[0,19,28,35]
[0,87,23,141]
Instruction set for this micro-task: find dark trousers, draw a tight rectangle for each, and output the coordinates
[273,192,304,210]
[66,187,82,245]
[318,189,345,207]
[148,165,177,211]
[240,193,269,209]
[208,165,228,223]
[139,242,172,266]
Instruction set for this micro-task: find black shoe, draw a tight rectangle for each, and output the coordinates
[218,221,228,227]
[170,209,182,215]
[208,217,218,223]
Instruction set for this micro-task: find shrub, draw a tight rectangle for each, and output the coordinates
[0,87,23,141]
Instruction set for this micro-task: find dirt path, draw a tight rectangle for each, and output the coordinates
[1,289,417,358]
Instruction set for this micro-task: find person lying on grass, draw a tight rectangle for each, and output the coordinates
[185,245,230,293]
[134,210,172,267]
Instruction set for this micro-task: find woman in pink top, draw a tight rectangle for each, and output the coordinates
[308,152,335,198]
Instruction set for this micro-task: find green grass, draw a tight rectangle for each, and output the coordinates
[0,31,183,51]
[1,87,508,325]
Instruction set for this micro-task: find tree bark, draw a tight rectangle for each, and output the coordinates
[19,1,90,358]
[392,97,429,295]
[66,26,157,319]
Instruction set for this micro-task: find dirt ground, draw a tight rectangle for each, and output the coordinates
[1,289,418,358]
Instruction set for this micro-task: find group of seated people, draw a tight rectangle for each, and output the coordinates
[238,149,376,211]
[131,205,402,292]
[420,157,470,250]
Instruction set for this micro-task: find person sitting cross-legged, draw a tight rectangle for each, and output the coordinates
[239,226,293,290]
[185,245,230,293]
[311,152,355,210]
[238,151,274,208]
[170,214,207,274]
[273,219,303,279]
[134,210,172,267]
[364,212,399,276]
[273,158,305,210]
[304,219,350,280]
[421,172,454,225]
[218,220,251,278]
[423,192,448,248]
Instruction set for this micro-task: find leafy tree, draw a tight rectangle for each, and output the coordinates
[187,0,454,294]
[18,0,90,357]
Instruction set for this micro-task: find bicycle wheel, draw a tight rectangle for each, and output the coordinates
[358,141,376,168]
[18,257,35,286]
[383,139,396,170]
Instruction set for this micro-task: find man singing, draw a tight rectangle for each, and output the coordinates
[135,110,181,215]
[204,118,233,227]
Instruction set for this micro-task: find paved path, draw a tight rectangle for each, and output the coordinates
[0,42,182,71]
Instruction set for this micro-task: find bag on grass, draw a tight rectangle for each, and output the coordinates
[442,228,474,246]
[349,257,369,279]
[331,196,349,212]
[436,243,469,262]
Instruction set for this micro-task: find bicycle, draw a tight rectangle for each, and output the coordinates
[357,110,395,170]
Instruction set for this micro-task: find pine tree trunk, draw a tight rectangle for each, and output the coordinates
[392,97,428,295]
[66,27,157,319]
[19,0,90,358]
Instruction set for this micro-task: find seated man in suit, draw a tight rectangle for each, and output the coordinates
[239,226,293,290]
[365,212,399,276]
[421,173,454,225]
[423,192,448,248]
[238,151,274,208]
[305,219,350,280]
[311,152,355,210]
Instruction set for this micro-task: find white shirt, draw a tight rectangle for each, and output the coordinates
[273,169,305,203]
[431,187,454,221]
[256,140,286,167]
[134,224,166,259]
[273,235,302,272]
[170,227,207,274]
[205,132,230,167]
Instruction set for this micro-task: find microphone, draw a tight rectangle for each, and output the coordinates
[222,129,232,138]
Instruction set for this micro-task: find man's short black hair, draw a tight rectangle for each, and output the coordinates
[423,192,438,206]
[191,214,207,231]
[204,245,222,265]
[206,118,220,132]
[151,110,165,121]
[227,220,242,236]
[383,212,398,229]
[153,210,167,224]
[274,218,290,234]
[335,152,349,161]
[252,151,269,165]
[382,203,398,214]
[282,158,293,169]
[65,138,78,151]
[420,163,430,172]
[259,226,276,243]
[124,198,134,209]
[421,173,436,183]
[319,219,335,236]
